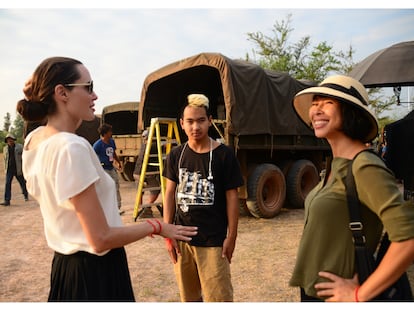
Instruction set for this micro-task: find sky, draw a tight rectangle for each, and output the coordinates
[1,2,414,125]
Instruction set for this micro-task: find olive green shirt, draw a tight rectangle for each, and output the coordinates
[289,151,414,299]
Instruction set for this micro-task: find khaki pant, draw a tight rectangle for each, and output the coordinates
[174,241,233,302]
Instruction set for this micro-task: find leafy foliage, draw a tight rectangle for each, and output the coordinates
[246,14,353,82]
[246,14,398,126]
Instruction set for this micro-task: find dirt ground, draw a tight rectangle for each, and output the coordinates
[1,174,413,302]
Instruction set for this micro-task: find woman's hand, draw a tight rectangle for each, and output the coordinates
[160,223,198,241]
[315,271,359,302]
[316,239,414,302]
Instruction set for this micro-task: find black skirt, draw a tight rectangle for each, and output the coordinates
[48,247,135,302]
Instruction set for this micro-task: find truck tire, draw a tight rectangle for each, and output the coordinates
[286,159,319,209]
[246,163,286,219]
[279,160,294,177]
[121,162,136,182]
[239,199,252,217]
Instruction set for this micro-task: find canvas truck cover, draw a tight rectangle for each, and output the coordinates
[102,101,138,115]
[102,101,139,135]
[139,52,316,136]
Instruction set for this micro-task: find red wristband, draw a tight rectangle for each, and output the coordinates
[153,219,162,234]
[146,220,157,238]
[355,286,360,302]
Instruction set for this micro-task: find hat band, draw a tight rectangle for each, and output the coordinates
[320,83,368,106]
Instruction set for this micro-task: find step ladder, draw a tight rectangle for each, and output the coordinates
[133,117,181,221]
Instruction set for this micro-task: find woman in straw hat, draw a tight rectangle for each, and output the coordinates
[289,75,414,302]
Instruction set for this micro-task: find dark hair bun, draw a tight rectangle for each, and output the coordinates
[17,99,49,122]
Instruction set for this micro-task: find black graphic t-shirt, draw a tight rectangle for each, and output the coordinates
[164,142,244,246]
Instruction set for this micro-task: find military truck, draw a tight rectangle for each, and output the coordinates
[100,101,143,182]
[136,52,331,219]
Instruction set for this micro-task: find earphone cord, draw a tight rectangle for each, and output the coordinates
[178,139,213,180]
[208,138,213,180]
[177,142,188,171]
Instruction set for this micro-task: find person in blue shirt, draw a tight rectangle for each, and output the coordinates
[93,123,123,214]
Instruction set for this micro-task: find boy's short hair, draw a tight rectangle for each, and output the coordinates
[98,123,112,136]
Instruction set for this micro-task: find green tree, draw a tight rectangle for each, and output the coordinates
[246,14,396,123]
[3,113,11,132]
[368,89,398,118]
[0,131,5,151]
[246,14,354,82]
[11,114,24,143]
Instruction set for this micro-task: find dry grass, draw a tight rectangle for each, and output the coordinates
[1,176,413,302]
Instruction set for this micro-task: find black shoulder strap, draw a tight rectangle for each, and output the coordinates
[346,149,374,246]
[346,162,366,247]
[347,151,413,299]
[346,150,377,283]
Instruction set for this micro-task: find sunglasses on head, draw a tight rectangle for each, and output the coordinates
[64,80,94,94]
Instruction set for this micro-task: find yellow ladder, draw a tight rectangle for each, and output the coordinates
[133,117,181,221]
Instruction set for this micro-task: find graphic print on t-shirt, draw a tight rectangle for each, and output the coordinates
[177,167,214,213]
[106,146,114,162]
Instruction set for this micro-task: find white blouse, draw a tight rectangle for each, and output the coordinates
[23,127,122,255]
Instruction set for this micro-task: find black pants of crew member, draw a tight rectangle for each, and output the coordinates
[49,247,135,302]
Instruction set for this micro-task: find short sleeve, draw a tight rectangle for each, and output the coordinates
[55,141,100,204]
[354,152,414,241]
[223,147,244,190]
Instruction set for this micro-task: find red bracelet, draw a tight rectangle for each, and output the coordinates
[153,219,162,234]
[354,286,360,302]
[146,220,157,238]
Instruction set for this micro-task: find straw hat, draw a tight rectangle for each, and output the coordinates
[293,75,378,142]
